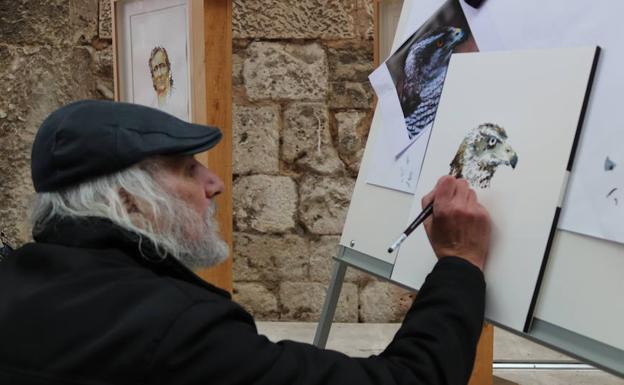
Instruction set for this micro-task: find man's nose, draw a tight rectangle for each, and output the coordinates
[205,172,224,199]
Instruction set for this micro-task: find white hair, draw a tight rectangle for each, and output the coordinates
[30,159,228,269]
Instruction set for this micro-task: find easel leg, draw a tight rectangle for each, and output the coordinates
[313,259,348,348]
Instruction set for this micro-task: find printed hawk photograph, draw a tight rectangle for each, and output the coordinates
[385,0,478,141]
[400,26,465,140]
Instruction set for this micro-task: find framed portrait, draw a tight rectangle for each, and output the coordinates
[112,0,205,123]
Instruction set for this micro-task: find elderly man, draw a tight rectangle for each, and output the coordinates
[0,100,490,385]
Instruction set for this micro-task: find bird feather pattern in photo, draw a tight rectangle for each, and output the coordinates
[450,123,519,188]
[400,27,466,140]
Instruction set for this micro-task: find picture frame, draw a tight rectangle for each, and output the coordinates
[374,0,404,65]
[112,0,206,123]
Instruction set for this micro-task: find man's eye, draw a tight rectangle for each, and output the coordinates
[187,164,196,176]
[488,137,498,147]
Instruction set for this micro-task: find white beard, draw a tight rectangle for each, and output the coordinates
[175,201,229,270]
[149,192,229,270]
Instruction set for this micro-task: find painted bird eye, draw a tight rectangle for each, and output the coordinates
[488,137,498,147]
[437,40,444,48]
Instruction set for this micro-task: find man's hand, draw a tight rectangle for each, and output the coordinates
[421,175,491,271]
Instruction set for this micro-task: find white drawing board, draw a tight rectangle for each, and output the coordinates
[338,0,623,377]
[390,47,598,332]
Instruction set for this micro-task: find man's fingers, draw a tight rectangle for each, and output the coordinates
[422,189,435,209]
[434,175,457,206]
[467,189,477,205]
[453,178,470,204]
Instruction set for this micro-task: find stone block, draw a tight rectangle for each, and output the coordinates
[98,0,112,39]
[346,148,365,175]
[275,247,310,282]
[233,282,279,320]
[69,0,99,44]
[280,282,358,322]
[309,236,370,284]
[0,1,69,45]
[299,176,355,234]
[93,46,113,78]
[329,81,375,109]
[233,104,280,174]
[232,49,245,87]
[96,80,114,100]
[233,0,356,40]
[335,110,367,155]
[359,281,414,322]
[362,0,375,40]
[233,232,310,282]
[233,175,297,233]
[282,103,344,174]
[328,44,374,82]
[243,42,328,101]
[233,233,275,282]
[335,110,369,173]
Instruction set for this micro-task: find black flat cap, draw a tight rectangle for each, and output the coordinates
[31,100,222,192]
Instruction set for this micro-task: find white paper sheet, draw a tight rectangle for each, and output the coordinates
[459,0,624,244]
[367,65,432,192]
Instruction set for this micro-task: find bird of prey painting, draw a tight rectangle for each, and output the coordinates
[399,26,466,140]
[450,123,519,189]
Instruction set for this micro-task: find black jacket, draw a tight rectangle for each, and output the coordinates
[0,217,485,385]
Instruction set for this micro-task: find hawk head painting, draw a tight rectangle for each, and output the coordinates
[400,26,466,140]
[450,123,518,188]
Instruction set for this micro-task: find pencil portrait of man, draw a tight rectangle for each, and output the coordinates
[149,46,174,108]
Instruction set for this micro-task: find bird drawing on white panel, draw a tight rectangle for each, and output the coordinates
[400,26,466,140]
[450,123,519,189]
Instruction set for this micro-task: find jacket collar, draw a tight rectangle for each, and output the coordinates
[33,216,231,298]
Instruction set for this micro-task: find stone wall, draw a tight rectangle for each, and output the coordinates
[0,0,113,243]
[231,0,412,322]
[0,0,411,322]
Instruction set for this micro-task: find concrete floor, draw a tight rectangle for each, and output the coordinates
[257,322,624,385]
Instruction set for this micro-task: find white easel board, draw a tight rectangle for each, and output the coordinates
[390,46,598,333]
[338,0,623,377]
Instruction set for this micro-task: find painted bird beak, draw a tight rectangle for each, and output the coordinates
[510,153,518,169]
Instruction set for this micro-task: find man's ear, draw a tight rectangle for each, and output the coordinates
[119,188,140,214]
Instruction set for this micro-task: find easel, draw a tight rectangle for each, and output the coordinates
[313,246,493,385]
[310,2,495,384]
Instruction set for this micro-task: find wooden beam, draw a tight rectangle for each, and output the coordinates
[194,0,233,293]
[111,0,120,101]
[468,323,494,385]
[373,0,381,67]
